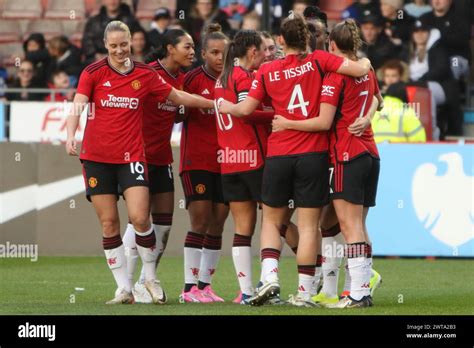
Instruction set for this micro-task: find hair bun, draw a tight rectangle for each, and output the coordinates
[204,23,222,35]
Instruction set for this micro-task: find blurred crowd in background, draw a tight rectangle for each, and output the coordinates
[0,0,472,139]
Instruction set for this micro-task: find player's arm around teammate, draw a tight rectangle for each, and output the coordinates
[66,21,213,305]
[122,29,197,304]
[272,19,381,308]
[213,29,270,305]
[65,21,168,304]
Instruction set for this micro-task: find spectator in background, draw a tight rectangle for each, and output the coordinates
[342,0,381,22]
[404,0,432,18]
[182,0,231,46]
[372,82,427,143]
[148,8,171,50]
[359,14,399,70]
[220,0,252,22]
[408,18,462,136]
[241,11,261,30]
[47,36,82,87]
[420,0,471,80]
[45,70,74,102]
[23,33,51,86]
[380,59,407,94]
[380,0,414,45]
[82,0,140,63]
[292,0,310,16]
[131,28,151,62]
[182,0,231,66]
[261,31,277,62]
[5,60,46,101]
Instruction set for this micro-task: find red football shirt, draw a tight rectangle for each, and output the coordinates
[248,50,344,157]
[214,66,268,174]
[320,69,379,162]
[180,66,220,174]
[77,58,172,164]
[143,60,184,165]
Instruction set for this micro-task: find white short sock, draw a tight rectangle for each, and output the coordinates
[137,224,172,284]
[298,273,315,297]
[347,256,370,301]
[321,233,344,297]
[123,223,138,283]
[199,248,221,285]
[184,247,202,285]
[134,225,158,282]
[262,258,279,283]
[104,244,131,292]
[232,246,254,296]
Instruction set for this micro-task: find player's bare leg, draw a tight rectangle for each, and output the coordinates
[91,194,133,304]
[280,208,299,253]
[230,201,258,304]
[328,200,371,308]
[198,202,229,302]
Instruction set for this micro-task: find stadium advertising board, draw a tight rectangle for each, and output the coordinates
[10,102,88,143]
[369,143,473,257]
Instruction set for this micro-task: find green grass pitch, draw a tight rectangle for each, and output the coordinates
[0,257,473,315]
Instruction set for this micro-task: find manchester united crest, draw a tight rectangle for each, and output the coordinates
[196,184,206,194]
[88,177,98,188]
[131,80,141,90]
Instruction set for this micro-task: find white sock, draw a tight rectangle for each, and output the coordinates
[104,243,131,292]
[184,232,204,288]
[262,258,279,283]
[123,223,138,283]
[134,225,158,282]
[321,233,344,297]
[199,248,221,285]
[298,273,315,297]
[138,224,172,284]
[232,246,254,296]
[184,247,202,285]
[347,257,370,301]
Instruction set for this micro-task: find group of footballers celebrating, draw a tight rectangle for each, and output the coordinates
[66,5,383,309]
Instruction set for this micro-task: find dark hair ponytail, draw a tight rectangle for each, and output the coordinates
[220,29,262,89]
[145,29,189,63]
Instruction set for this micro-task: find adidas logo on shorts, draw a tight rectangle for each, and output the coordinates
[136,175,144,181]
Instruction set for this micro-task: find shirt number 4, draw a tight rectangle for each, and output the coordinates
[287,84,309,117]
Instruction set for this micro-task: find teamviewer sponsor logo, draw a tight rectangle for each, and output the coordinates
[217,148,258,167]
[0,242,38,262]
[101,95,139,109]
[18,322,56,341]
